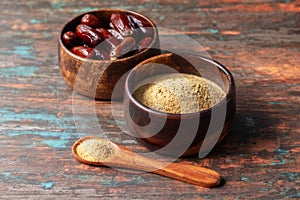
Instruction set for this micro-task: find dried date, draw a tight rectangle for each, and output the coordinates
[62,31,82,48]
[71,46,93,58]
[96,28,120,47]
[81,14,103,28]
[65,12,154,60]
[107,29,124,40]
[76,24,104,47]
[71,46,109,60]
[110,13,134,37]
[128,14,153,36]
[110,37,136,59]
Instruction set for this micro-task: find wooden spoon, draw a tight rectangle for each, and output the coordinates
[72,136,222,188]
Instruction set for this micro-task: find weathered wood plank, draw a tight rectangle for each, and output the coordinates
[0,0,299,199]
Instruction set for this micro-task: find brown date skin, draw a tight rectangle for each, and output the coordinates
[138,37,153,51]
[110,13,134,37]
[71,46,93,58]
[62,31,82,48]
[128,14,153,36]
[76,24,104,47]
[81,14,103,28]
[96,28,120,47]
[71,46,108,60]
[110,37,136,59]
[108,29,124,40]
[96,28,111,39]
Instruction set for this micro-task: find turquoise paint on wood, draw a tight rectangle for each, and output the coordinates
[41,181,55,189]
[77,174,90,181]
[286,193,300,198]
[0,107,97,150]
[74,7,99,13]
[241,175,249,181]
[206,29,219,34]
[30,19,43,24]
[6,130,72,139]
[0,66,38,77]
[0,172,11,178]
[0,108,73,127]
[1,46,34,59]
[268,101,288,105]
[0,108,93,129]
[159,15,166,21]
[42,139,68,148]
[50,2,67,9]
[0,108,88,148]
[273,148,289,156]
[280,172,298,181]
[260,188,269,191]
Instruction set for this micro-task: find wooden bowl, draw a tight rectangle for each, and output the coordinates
[58,9,160,99]
[124,53,236,157]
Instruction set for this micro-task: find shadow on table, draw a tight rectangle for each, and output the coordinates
[206,108,280,158]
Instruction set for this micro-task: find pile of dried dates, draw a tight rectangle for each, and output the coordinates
[62,13,153,60]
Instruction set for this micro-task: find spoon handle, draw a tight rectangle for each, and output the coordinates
[110,147,221,188]
[155,163,221,188]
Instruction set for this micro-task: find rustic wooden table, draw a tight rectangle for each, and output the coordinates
[0,0,299,199]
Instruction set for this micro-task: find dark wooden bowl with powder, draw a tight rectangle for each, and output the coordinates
[124,53,236,157]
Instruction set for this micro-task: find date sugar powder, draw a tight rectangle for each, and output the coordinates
[133,73,226,114]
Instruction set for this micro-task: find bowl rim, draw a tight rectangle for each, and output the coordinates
[125,53,235,119]
[58,8,159,62]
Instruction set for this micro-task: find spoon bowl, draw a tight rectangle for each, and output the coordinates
[72,136,120,166]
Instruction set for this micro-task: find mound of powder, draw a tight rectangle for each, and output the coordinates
[133,73,226,114]
[76,139,115,162]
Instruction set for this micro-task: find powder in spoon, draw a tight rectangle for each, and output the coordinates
[76,138,115,162]
[133,73,226,114]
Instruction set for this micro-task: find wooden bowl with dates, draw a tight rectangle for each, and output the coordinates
[58,9,160,99]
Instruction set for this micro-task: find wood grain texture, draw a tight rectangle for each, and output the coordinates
[0,0,299,199]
